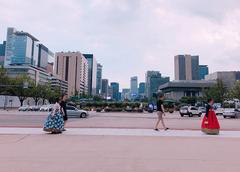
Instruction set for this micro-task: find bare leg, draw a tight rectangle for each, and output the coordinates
[155,118,161,129]
[161,119,166,129]
[154,112,161,129]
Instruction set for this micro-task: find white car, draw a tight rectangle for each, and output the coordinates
[223,108,240,118]
[40,104,54,112]
[66,106,89,118]
[18,106,29,111]
[214,108,224,116]
[180,106,202,117]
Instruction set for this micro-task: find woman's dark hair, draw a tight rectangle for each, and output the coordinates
[207,98,213,103]
[61,93,67,99]
[159,94,164,99]
[55,97,60,103]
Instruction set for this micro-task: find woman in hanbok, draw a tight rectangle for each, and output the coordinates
[43,98,64,134]
[201,98,220,135]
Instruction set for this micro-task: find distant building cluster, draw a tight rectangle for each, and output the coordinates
[159,54,240,101]
[0,27,104,97]
[0,27,239,101]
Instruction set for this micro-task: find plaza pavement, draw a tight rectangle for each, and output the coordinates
[0,132,240,172]
[1,127,240,138]
[1,110,240,172]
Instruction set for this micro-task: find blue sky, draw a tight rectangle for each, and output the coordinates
[0,0,240,89]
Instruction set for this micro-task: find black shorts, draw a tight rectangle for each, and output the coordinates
[63,114,68,121]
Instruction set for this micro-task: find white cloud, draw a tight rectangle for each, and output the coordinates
[0,0,240,89]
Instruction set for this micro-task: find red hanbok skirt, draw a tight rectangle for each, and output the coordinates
[201,110,220,135]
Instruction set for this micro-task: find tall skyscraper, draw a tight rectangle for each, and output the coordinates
[199,65,209,80]
[174,55,199,80]
[110,82,120,101]
[0,41,6,66]
[0,41,6,56]
[4,27,53,69]
[37,44,54,70]
[96,63,103,95]
[138,82,146,98]
[55,52,88,96]
[145,71,170,99]
[122,88,131,100]
[83,54,97,96]
[130,76,138,99]
[101,79,109,99]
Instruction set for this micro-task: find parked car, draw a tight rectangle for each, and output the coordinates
[30,105,40,111]
[223,108,240,118]
[180,106,202,117]
[214,108,224,116]
[40,104,54,112]
[18,105,29,111]
[198,107,206,113]
[66,106,89,118]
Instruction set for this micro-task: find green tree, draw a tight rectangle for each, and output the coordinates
[0,67,10,94]
[204,79,226,103]
[47,87,61,104]
[30,84,48,105]
[9,75,34,106]
[179,96,197,105]
[227,81,240,100]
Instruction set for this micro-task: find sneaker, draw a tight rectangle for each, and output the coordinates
[154,128,159,131]
[165,128,169,131]
[62,128,66,131]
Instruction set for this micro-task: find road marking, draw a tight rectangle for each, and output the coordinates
[0,128,240,138]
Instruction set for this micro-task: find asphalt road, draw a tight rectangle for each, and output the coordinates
[1,110,240,130]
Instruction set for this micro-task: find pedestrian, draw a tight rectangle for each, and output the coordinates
[60,94,68,131]
[154,94,169,131]
[43,97,64,134]
[201,98,220,135]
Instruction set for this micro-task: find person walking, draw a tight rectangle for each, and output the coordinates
[60,94,68,131]
[43,97,64,134]
[201,98,220,135]
[154,94,169,131]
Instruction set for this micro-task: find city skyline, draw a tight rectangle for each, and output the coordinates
[0,0,240,88]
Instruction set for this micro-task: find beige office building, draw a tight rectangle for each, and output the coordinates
[54,52,88,96]
[174,55,199,80]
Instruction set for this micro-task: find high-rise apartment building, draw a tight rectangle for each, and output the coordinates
[174,55,199,80]
[145,71,170,99]
[55,52,88,96]
[83,54,97,96]
[96,63,103,95]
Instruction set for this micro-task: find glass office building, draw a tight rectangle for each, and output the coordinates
[0,41,6,66]
[96,63,103,95]
[145,71,170,99]
[83,54,97,96]
[199,65,209,80]
[138,82,146,98]
[4,27,53,70]
[110,82,120,101]
[130,76,138,99]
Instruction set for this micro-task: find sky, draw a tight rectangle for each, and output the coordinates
[0,0,240,89]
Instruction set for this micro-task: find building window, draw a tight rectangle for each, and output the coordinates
[65,56,69,81]
[56,56,59,74]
